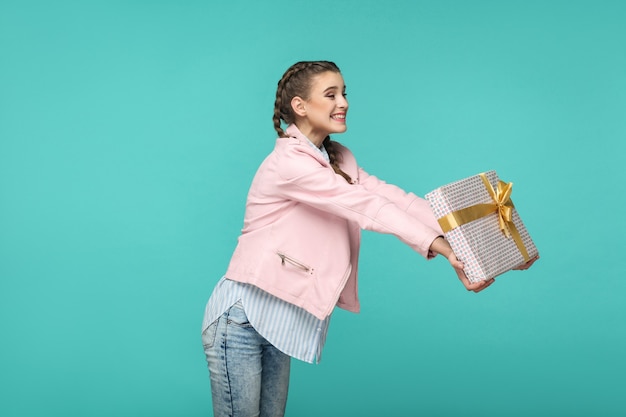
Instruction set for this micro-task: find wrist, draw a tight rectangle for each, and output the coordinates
[429,236,452,258]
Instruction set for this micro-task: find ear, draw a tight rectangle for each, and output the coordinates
[291,96,307,117]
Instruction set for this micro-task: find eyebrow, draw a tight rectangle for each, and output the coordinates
[323,85,346,93]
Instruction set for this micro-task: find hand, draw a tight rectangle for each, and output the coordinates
[430,237,495,293]
[512,255,540,270]
[447,252,495,293]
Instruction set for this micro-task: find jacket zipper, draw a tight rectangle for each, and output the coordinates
[277,252,314,274]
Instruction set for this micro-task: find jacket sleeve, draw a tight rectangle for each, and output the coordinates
[357,166,444,237]
[273,144,441,258]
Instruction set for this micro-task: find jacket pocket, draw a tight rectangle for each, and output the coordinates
[276,251,315,276]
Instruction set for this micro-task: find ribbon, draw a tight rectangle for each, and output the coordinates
[436,173,530,262]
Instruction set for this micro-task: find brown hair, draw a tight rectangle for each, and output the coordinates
[273,61,353,183]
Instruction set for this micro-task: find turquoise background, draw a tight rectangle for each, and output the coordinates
[1,0,624,416]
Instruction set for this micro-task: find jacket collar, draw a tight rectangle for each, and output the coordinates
[285,123,309,142]
[281,124,330,165]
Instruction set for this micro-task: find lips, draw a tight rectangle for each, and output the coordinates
[331,113,346,122]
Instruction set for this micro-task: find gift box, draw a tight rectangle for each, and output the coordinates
[425,171,538,283]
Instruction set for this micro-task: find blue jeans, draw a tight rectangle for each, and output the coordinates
[202,301,291,417]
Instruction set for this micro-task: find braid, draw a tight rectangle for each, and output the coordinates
[323,136,353,183]
[273,99,286,138]
[273,61,320,137]
[273,60,353,183]
[273,65,300,137]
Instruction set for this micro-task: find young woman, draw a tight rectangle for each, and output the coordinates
[201,60,535,417]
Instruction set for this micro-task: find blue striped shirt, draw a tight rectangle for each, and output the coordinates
[202,278,331,363]
[201,139,333,364]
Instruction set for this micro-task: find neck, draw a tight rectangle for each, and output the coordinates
[294,122,326,148]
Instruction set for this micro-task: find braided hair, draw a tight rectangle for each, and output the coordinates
[273,61,353,184]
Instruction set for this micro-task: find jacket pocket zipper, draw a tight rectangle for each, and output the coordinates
[277,252,314,274]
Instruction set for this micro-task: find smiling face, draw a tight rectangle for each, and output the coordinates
[291,71,348,147]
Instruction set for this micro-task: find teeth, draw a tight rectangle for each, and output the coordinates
[332,114,345,120]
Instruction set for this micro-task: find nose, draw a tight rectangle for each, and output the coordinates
[338,94,348,109]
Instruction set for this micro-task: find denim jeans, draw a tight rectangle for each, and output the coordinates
[202,301,291,417]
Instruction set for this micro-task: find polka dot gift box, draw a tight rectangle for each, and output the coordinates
[425,171,538,283]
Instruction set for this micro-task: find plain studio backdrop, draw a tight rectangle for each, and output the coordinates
[1,1,624,416]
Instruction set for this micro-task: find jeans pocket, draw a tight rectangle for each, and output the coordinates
[201,320,218,349]
[226,302,253,328]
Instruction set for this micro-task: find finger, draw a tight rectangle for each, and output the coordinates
[468,280,487,291]
[454,267,470,285]
[466,278,495,293]
[448,254,464,270]
[454,267,495,293]
[452,259,465,270]
[460,275,482,291]
[475,278,495,292]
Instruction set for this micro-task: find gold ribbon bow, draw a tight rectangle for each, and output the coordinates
[437,173,530,262]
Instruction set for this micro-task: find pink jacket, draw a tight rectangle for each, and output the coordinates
[224,125,443,320]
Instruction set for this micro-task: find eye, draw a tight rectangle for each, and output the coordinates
[326,94,335,99]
